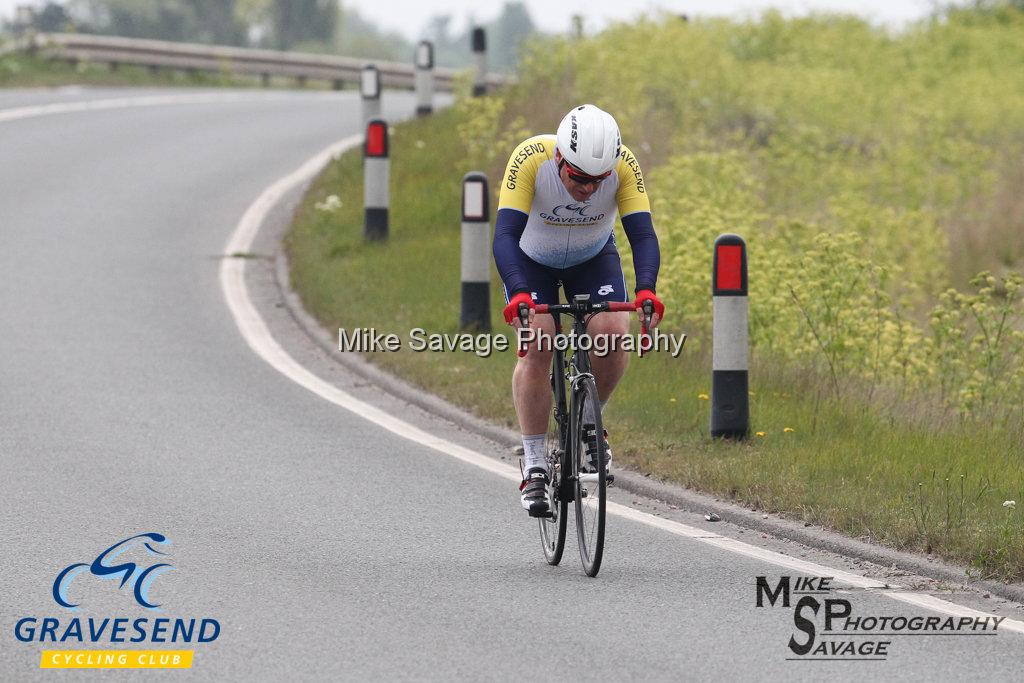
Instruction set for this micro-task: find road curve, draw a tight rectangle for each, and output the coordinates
[1,88,1022,680]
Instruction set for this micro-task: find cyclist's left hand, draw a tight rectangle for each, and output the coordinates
[503,291,535,328]
[634,289,664,329]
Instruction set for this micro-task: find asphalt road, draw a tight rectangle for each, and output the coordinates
[1,87,1022,680]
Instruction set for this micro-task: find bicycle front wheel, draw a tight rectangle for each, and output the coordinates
[572,376,606,577]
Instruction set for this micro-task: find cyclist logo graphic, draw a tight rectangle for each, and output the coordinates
[52,533,174,610]
[540,202,605,226]
[552,202,591,218]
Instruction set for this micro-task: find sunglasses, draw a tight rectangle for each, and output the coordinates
[560,159,612,185]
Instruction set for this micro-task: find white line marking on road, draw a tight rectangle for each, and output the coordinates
[0,91,343,124]
[221,137,1024,633]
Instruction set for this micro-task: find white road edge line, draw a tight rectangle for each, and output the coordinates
[0,91,343,124]
[220,136,1024,636]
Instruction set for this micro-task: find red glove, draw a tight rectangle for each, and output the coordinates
[503,292,535,325]
[634,290,665,320]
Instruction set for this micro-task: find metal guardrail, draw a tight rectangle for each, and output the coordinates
[27,33,507,92]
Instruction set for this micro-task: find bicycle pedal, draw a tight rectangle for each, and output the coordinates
[528,506,553,518]
[607,473,615,485]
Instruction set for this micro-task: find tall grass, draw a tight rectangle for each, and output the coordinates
[455,8,1024,422]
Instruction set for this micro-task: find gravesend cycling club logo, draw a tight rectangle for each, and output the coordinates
[54,533,174,610]
[12,533,221,670]
[756,575,1005,661]
[540,202,606,225]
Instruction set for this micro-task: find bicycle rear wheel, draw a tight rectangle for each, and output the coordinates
[572,376,606,577]
[538,448,568,564]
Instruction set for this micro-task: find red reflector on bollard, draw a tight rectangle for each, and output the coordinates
[366,121,387,157]
[716,245,743,291]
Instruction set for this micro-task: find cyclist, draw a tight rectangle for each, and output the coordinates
[493,104,664,516]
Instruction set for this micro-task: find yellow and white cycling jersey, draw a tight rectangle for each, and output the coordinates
[497,134,650,269]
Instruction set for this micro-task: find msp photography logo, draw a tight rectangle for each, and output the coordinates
[756,575,1005,661]
[12,532,221,670]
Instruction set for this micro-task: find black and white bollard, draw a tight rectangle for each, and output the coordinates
[363,119,389,241]
[414,40,434,117]
[710,233,749,439]
[460,173,491,331]
[471,28,487,97]
[360,64,381,124]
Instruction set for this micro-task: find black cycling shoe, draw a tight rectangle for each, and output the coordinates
[520,467,551,517]
[583,424,614,484]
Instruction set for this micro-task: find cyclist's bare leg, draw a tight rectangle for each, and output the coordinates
[513,313,556,435]
[586,311,631,402]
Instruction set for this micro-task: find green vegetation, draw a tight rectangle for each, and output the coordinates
[287,9,1024,580]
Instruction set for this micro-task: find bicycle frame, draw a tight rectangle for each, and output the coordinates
[538,295,631,497]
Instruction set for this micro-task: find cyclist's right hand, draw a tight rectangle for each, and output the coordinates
[634,289,664,329]
[503,292,535,328]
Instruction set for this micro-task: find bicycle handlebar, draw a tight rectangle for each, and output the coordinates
[516,299,657,358]
[534,301,635,315]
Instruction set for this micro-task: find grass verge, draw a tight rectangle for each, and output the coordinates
[286,107,1024,582]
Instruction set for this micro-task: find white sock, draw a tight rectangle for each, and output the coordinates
[522,434,546,473]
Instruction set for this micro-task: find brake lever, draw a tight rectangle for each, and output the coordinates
[517,302,530,358]
[640,300,654,357]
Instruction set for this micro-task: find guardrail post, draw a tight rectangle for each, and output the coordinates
[460,173,491,331]
[363,119,389,241]
[471,28,487,97]
[361,64,381,124]
[710,233,749,439]
[414,40,434,117]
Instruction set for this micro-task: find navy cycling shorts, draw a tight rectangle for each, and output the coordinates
[503,240,629,306]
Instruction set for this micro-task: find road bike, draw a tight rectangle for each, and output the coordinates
[517,295,653,577]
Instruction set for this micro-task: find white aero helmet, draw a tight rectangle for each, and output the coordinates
[556,104,621,177]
